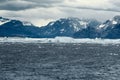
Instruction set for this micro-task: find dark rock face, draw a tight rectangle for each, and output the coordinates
[73,26,98,38]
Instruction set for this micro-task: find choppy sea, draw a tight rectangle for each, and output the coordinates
[0,42,120,80]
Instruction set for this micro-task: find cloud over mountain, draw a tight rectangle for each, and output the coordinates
[0,0,119,26]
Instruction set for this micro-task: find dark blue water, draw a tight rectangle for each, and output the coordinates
[0,43,120,80]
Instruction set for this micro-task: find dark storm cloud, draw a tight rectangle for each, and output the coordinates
[0,0,8,2]
[0,0,38,11]
[0,0,63,11]
[0,0,119,12]
[24,0,63,8]
[27,0,62,3]
[60,0,120,12]
[75,7,120,12]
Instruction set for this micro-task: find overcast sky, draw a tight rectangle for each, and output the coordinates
[0,0,120,26]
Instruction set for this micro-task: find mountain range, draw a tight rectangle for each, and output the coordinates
[0,16,120,39]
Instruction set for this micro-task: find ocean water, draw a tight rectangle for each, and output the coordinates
[0,43,120,80]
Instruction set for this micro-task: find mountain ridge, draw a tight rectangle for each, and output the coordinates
[0,16,120,39]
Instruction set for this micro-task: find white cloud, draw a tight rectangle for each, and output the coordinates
[0,0,120,26]
[32,19,55,27]
[62,0,120,12]
[64,0,109,8]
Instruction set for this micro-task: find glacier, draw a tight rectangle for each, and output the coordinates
[0,37,120,44]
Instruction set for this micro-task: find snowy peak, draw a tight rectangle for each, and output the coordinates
[39,17,101,38]
[62,17,89,27]
[47,17,84,32]
[97,16,120,39]
[112,20,117,25]
[66,17,89,30]
[47,17,99,32]
[0,17,11,26]
[98,16,120,29]
[113,15,120,24]
[0,17,34,27]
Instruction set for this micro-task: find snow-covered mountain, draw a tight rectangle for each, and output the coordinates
[97,15,120,38]
[0,16,120,39]
[73,15,120,39]
[0,17,34,26]
[0,17,41,37]
[39,17,100,38]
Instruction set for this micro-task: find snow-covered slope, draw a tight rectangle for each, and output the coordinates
[0,17,11,26]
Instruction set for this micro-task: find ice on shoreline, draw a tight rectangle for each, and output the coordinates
[0,37,120,44]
